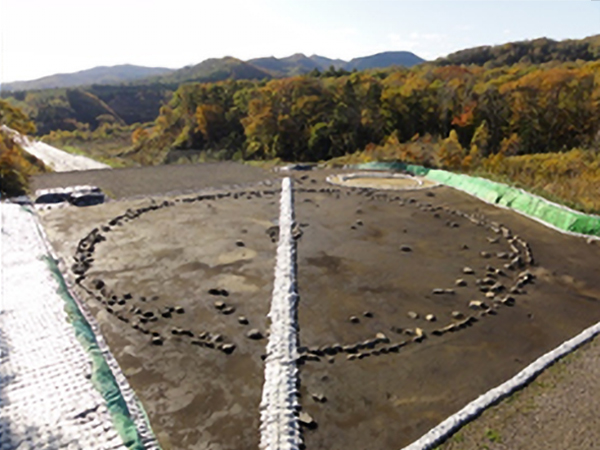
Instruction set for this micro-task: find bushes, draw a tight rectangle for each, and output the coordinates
[0,130,47,197]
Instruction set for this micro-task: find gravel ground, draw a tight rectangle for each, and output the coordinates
[435,335,600,450]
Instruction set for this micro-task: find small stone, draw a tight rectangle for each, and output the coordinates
[175,306,185,314]
[349,316,360,324]
[455,279,467,287]
[221,306,235,315]
[451,311,464,319]
[407,311,419,320]
[363,311,373,318]
[400,245,412,252]
[425,314,436,322]
[214,300,226,310]
[375,332,389,343]
[246,329,263,340]
[236,240,245,247]
[485,292,496,299]
[212,334,224,343]
[92,279,104,290]
[480,251,491,258]
[220,343,236,354]
[238,316,249,325]
[208,288,221,296]
[463,267,475,274]
[500,296,516,306]
[432,288,445,295]
[299,412,317,429]
[444,288,456,295]
[469,300,486,310]
[151,337,163,346]
[356,220,363,226]
[311,393,327,403]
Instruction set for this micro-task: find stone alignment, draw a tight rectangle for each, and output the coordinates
[259,177,302,450]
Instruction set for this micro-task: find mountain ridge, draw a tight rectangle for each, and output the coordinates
[3,51,425,91]
[2,64,174,91]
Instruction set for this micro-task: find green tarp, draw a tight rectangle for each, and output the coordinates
[351,162,600,237]
[43,254,147,450]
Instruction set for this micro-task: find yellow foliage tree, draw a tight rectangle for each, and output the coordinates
[437,129,466,170]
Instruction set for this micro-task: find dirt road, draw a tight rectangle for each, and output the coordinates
[2,126,110,172]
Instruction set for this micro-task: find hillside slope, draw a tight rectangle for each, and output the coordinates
[3,65,174,91]
[437,34,600,67]
[155,57,273,84]
[345,51,425,70]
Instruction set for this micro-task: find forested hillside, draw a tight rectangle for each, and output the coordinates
[130,61,599,164]
[437,34,600,67]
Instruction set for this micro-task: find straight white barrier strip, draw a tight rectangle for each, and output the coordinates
[259,177,302,450]
[401,320,600,450]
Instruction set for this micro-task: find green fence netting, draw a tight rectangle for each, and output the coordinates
[42,255,146,450]
[351,162,600,237]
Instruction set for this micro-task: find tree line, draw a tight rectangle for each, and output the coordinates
[130,60,600,165]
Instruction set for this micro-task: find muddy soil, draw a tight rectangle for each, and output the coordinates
[35,165,600,450]
[292,172,600,450]
[38,183,281,450]
[31,162,273,199]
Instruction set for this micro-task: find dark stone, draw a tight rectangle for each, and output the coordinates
[246,329,263,340]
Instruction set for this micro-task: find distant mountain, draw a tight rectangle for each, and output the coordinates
[154,57,273,84]
[249,51,424,77]
[3,51,427,93]
[345,51,425,71]
[2,65,174,91]
[308,54,346,70]
[249,53,322,76]
[436,34,600,67]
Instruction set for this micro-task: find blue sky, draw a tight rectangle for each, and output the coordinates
[1,0,599,83]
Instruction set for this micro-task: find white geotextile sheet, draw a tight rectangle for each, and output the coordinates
[0,203,126,449]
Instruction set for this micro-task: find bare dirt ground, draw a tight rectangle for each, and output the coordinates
[34,164,600,450]
[31,162,272,199]
[435,334,600,450]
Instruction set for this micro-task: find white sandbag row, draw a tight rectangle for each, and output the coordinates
[401,320,600,450]
[259,178,302,450]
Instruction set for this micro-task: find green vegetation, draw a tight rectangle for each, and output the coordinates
[131,60,600,167]
[42,123,143,168]
[484,429,502,443]
[437,34,600,67]
[0,100,47,196]
[2,34,599,214]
